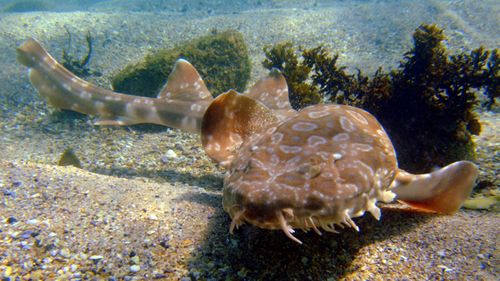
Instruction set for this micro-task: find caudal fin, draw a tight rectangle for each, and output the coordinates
[391,161,479,214]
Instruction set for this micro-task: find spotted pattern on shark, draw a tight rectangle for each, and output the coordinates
[17,38,479,244]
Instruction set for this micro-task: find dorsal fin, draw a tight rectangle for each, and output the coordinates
[158,59,213,101]
[201,90,279,167]
[245,69,293,112]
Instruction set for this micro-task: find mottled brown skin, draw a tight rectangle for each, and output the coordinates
[17,38,479,244]
[211,101,398,242]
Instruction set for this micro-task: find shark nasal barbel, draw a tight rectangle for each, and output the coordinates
[17,38,479,244]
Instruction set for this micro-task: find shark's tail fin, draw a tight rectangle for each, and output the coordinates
[391,161,479,214]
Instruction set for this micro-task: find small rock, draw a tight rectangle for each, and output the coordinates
[175,143,185,151]
[26,219,39,225]
[20,230,34,239]
[159,240,170,249]
[60,248,70,258]
[301,257,308,265]
[90,255,103,262]
[164,149,178,160]
[31,270,43,281]
[4,266,13,277]
[129,265,141,273]
[437,265,453,272]
[7,216,18,224]
[131,255,140,265]
[70,264,78,272]
[3,189,15,197]
[437,249,446,257]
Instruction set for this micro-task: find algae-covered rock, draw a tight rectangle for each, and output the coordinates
[58,147,82,168]
[112,29,251,98]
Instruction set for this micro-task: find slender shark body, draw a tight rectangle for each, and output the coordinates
[17,38,479,243]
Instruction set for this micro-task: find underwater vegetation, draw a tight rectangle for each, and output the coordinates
[3,0,50,12]
[112,29,251,98]
[58,147,82,169]
[61,28,102,78]
[263,42,321,108]
[263,24,499,173]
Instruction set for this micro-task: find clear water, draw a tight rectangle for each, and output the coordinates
[0,0,498,280]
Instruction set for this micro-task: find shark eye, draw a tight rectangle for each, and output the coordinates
[297,163,322,179]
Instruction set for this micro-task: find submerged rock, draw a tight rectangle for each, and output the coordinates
[112,29,251,98]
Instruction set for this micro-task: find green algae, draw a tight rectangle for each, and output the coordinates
[58,147,82,168]
[463,196,499,211]
[112,29,251,98]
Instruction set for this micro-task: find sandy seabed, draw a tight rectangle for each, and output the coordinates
[0,0,498,280]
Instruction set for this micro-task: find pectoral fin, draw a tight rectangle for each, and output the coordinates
[391,161,479,214]
[201,90,279,167]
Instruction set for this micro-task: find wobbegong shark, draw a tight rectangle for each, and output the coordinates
[17,38,479,244]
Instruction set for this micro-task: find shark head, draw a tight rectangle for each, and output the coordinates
[202,91,398,243]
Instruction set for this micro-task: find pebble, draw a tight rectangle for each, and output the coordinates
[26,219,39,225]
[70,264,78,272]
[12,181,22,187]
[89,255,103,261]
[129,265,141,273]
[60,248,70,258]
[30,270,43,281]
[131,255,140,265]
[163,149,178,160]
[3,189,15,197]
[4,266,13,277]
[20,230,34,239]
[437,250,446,257]
[437,265,453,272]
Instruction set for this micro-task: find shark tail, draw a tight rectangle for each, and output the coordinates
[16,38,213,134]
[391,161,479,214]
